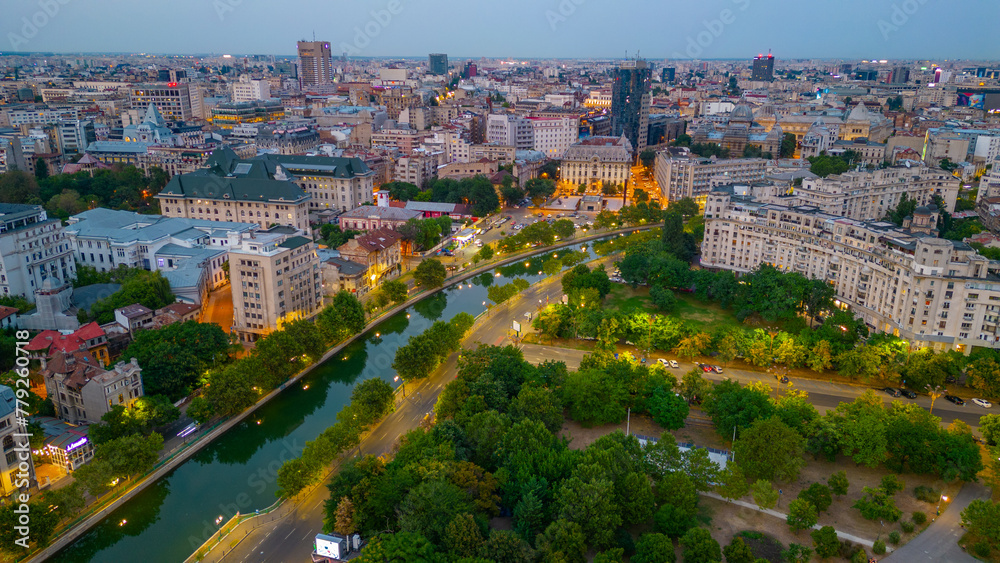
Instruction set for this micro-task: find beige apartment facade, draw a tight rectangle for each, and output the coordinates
[701,188,1000,352]
[654,149,767,204]
[230,233,322,342]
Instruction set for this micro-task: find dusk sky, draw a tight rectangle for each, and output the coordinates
[2,0,997,60]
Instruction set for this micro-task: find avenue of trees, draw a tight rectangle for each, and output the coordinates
[382,176,500,217]
[0,164,168,218]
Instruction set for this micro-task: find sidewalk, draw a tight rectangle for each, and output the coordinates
[882,482,989,563]
[701,491,889,551]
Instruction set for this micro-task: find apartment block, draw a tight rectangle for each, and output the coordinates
[776,166,960,220]
[232,77,271,102]
[129,83,203,122]
[0,204,76,301]
[486,114,534,149]
[701,187,1000,352]
[526,117,578,159]
[654,148,767,204]
[230,232,322,342]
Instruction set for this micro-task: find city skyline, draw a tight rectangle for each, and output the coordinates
[2,0,998,60]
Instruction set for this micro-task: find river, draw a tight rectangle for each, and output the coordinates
[54,241,606,562]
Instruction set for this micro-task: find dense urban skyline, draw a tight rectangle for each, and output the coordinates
[2,0,998,60]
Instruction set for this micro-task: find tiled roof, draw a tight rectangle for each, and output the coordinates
[25,322,105,353]
[353,227,402,252]
[0,306,18,321]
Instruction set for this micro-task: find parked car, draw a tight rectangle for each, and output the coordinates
[945,395,965,406]
[669,360,679,368]
[882,387,901,397]
[972,398,993,408]
[701,364,713,373]
[900,389,917,399]
[713,366,723,374]
[657,359,669,367]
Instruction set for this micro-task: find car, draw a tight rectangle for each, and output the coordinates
[778,375,790,383]
[900,389,917,399]
[973,398,993,408]
[657,358,669,366]
[557,213,564,217]
[669,360,679,368]
[883,387,901,397]
[701,364,713,373]
[945,395,965,406]
[713,366,723,374]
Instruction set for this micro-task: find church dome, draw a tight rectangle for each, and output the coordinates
[730,103,755,122]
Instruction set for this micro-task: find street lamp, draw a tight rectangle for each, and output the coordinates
[937,494,948,515]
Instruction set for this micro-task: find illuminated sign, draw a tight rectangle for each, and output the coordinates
[66,436,88,452]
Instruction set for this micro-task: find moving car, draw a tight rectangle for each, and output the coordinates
[713,366,723,374]
[657,358,669,367]
[700,364,713,373]
[882,387,901,397]
[669,360,679,368]
[900,389,917,399]
[945,395,965,406]
[972,398,993,408]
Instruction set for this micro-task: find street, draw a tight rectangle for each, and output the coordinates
[206,265,990,562]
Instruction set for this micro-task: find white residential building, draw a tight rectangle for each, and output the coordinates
[0,204,76,302]
[702,187,1000,353]
[654,148,767,204]
[232,77,271,103]
[526,117,579,159]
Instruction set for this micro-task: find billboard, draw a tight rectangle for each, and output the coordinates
[315,534,346,559]
[958,91,985,109]
[957,89,1000,111]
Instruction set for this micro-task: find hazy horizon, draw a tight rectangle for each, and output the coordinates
[2,0,997,61]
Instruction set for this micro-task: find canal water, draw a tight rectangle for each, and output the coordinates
[55,241,605,562]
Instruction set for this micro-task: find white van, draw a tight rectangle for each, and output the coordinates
[475,239,483,247]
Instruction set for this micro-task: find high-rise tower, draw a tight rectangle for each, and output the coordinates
[297,41,333,88]
[428,53,449,76]
[611,59,651,153]
[751,53,775,81]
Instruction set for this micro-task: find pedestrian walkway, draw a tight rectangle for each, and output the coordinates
[882,482,989,563]
[701,491,889,551]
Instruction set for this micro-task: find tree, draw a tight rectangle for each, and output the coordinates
[555,476,621,549]
[782,543,813,563]
[649,284,678,313]
[853,486,902,522]
[786,498,819,531]
[524,178,556,201]
[334,497,357,536]
[89,405,143,445]
[0,170,40,203]
[317,291,366,342]
[812,526,840,558]
[734,417,806,483]
[717,462,750,501]
[399,480,474,544]
[827,471,850,497]
[351,378,395,424]
[798,483,833,513]
[484,529,534,563]
[443,513,484,559]
[966,358,1000,398]
[414,258,447,288]
[93,432,164,482]
[780,133,797,158]
[981,414,1000,446]
[500,183,525,207]
[679,368,712,404]
[477,244,494,261]
[646,389,689,430]
[639,149,657,169]
[187,396,213,424]
[723,536,757,563]
[561,369,627,427]
[880,474,904,496]
[653,503,696,539]
[552,219,575,239]
[383,279,409,304]
[357,531,442,562]
[703,379,775,439]
[631,533,675,563]
[535,519,586,563]
[961,499,1000,551]
[655,472,699,518]
[513,491,547,545]
[680,528,722,563]
[542,257,562,276]
[751,479,779,510]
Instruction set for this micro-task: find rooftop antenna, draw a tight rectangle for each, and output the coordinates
[312,31,315,41]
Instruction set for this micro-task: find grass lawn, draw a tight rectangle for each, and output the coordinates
[605,284,744,333]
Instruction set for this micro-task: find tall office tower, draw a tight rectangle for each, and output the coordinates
[429,53,449,76]
[890,66,910,84]
[297,40,333,88]
[611,58,652,153]
[661,67,676,83]
[751,54,775,81]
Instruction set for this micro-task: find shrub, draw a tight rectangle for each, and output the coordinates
[873,540,886,555]
[614,527,635,556]
[912,511,927,525]
[838,540,859,560]
[880,474,904,496]
[974,541,991,558]
[888,531,901,545]
[850,548,868,563]
[913,485,940,503]
[901,521,915,533]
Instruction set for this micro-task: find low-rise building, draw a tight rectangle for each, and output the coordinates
[561,135,633,191]
[337,227,403,290]
[114,304,154,335]
[25,322,110,366]
[337,205,421,232]
[43,352,143,425]
[438,159,497,180]
[33,416,93,472]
